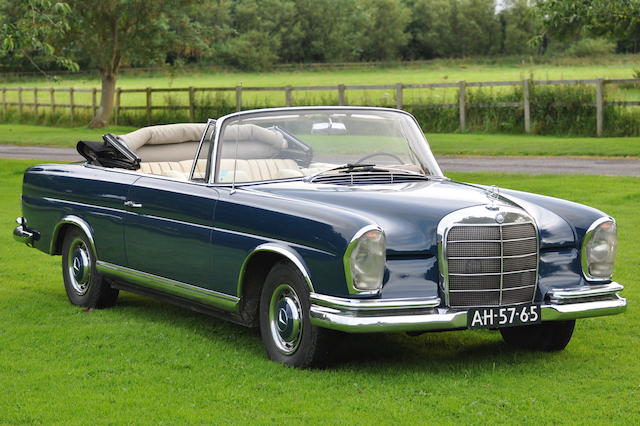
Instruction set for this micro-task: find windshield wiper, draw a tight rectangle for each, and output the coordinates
[305,163,431,182]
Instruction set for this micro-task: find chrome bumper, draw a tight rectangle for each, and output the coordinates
[309,283,627,333]
[13,217,37,247]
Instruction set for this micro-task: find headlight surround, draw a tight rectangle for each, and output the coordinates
[581,218,617,281]
[344,226,386,293]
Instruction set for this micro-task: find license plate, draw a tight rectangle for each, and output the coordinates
[467,304,541,329]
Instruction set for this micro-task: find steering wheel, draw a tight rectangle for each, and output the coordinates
[354,152,404,165]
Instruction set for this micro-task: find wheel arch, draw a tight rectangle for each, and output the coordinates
[237,243,314,326]
[50,215,96,256]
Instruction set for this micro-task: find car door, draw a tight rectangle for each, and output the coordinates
[123,178,219,289]
[123,121,220,290]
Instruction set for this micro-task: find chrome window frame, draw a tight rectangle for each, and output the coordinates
[189,118,216,182]
[206,106,445,185]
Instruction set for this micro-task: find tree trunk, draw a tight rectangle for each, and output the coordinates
[89,71,117,128]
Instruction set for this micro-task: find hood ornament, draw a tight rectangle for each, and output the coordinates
[486,185,500,210]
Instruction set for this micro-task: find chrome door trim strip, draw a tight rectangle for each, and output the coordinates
[96,261,239,312]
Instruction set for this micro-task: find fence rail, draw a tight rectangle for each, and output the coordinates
[2,78,640,136]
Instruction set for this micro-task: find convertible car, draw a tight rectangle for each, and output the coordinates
[13,107,626,367]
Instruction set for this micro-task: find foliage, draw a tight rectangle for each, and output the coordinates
[536,0,640,40]
[0,160,638,423]
[0,0,77,73]
[562,38,617,57]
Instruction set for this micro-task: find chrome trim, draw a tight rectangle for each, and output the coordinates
[190,119,215,181]
[13,217,36,246]
[96,261,239,311]
[343,225,385,295]
[310,294,627,333]
[50,215,96,256]
[208,106,445,184]
[581,216,616,282]
[237,243,315,297]
[547,282,624,303]
[436,205,539,307]
[310,293,441,311]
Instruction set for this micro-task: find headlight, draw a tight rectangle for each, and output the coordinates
[344,226,386,293]
[581,218,617,281]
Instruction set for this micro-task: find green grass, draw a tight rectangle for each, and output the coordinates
[1,59,639,110]
[0,158,638,423]
[1,124,639,158]
[0,124,136,147]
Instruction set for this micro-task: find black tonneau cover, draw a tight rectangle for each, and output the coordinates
[77,133,141,170]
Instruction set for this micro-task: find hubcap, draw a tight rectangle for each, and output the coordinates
[268,284,302,355]
[67,238,91,295]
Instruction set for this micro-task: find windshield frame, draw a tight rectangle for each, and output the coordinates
[207,106,444,185]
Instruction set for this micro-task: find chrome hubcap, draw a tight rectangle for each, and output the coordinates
[268,284,302,355]
[67,238,91,295]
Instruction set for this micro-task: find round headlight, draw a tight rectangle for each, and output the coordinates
[581,218,617,280]
[345,227,386,293]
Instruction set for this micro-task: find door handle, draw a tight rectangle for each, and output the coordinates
[124,200,142,208]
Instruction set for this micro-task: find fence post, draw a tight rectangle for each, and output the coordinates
[18,87,23,115]
[145,87,153,125]
[523,79,531,134]
[115,88,121,125]
[458,80,466,132]
[395,83,403,109]
[1,88,6,116]
[188,87,195,122]
[92,88,97,115]
[34,87,39,115]
[338,84,346,106]
[596,78,604,137]
[235,86,242,112]
[69,87,75,123]
[285,85,293,107]
[50,88,56,115]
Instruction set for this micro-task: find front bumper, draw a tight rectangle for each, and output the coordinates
[13,217,38,247]
[309,282,627,333]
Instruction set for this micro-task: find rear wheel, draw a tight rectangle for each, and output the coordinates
[259,261,333,368]
[61,228,119,308]
[500,320,576,351]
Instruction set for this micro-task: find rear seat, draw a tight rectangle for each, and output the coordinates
[136,158,323,182]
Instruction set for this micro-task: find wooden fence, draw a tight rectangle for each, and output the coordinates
[2,78,640,136]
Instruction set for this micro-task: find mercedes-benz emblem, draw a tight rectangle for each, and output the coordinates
[73,257,81,273]
[278,309,288,326]
[496,213,505,224]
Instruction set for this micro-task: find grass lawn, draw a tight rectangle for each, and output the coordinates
[0,158,638,423]
[1,123,639,158]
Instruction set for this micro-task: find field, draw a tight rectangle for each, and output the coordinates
[0,158,638,423]
[2,59,640,109]
[2,58,640,135]
[1,124,640,158]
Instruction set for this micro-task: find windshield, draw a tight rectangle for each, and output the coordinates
[214,108,442,184]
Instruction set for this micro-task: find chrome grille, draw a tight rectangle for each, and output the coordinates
[446,221,538,308]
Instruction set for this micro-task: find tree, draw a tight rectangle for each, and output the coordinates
[499,0,539,55]
[358,0,410,61]
[59,0,223,128]
[535,0,640,41]
[0,0,77,74]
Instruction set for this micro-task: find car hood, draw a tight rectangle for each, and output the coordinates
[251,179,578,255]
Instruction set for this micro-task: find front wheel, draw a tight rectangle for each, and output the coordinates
[500,320,576,351]
[259,261,333,368]
[61,228,119,309]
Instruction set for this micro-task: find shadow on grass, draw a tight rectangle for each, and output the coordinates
[101,291,549,372]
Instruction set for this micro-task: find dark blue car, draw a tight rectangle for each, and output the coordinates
[13,107,626,367]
